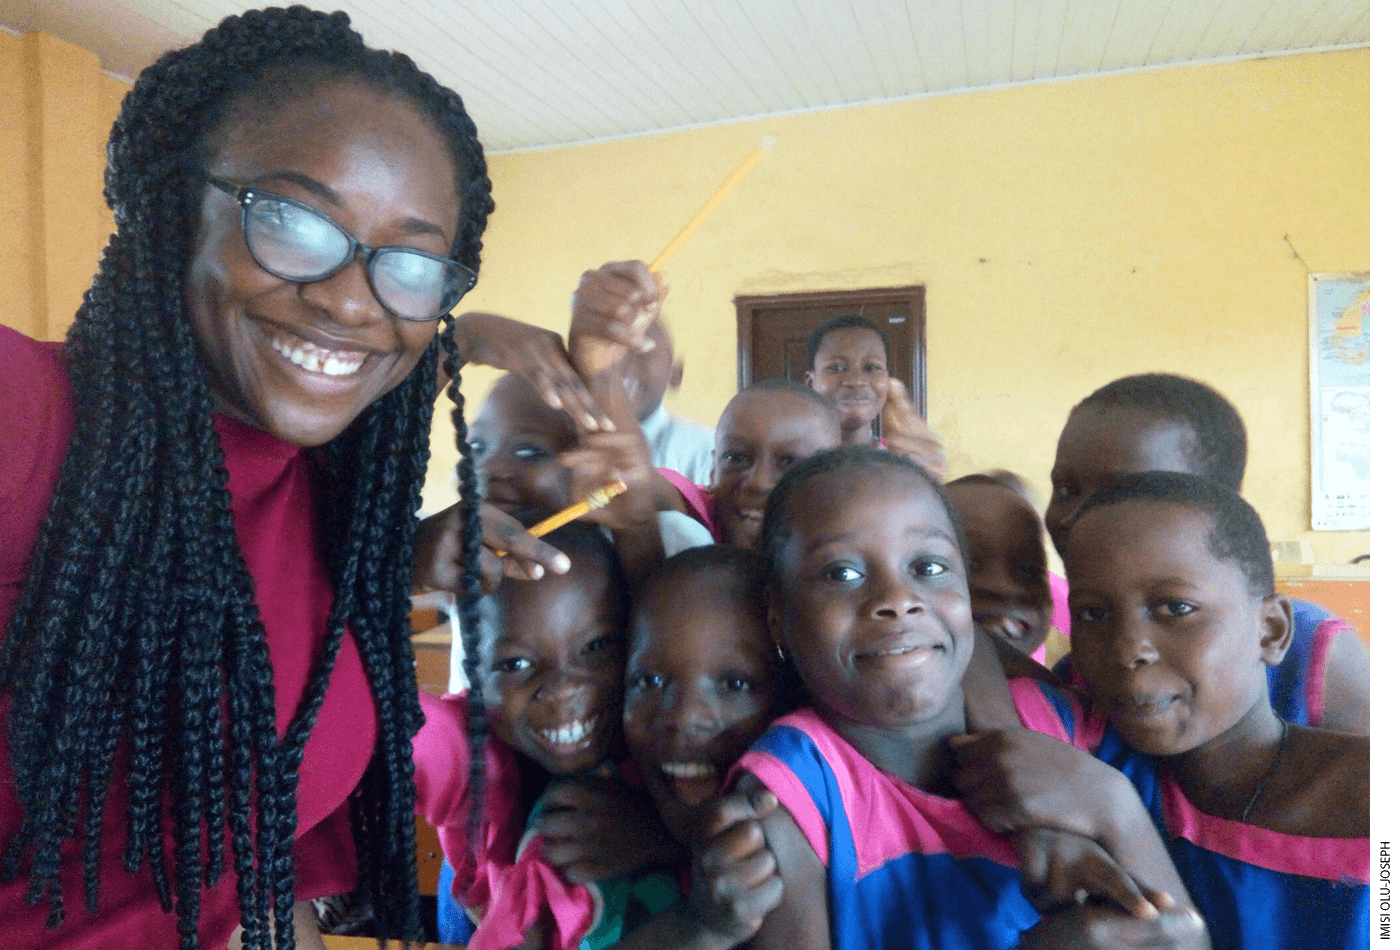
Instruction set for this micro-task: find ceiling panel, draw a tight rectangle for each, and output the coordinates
[0,0,1368,153]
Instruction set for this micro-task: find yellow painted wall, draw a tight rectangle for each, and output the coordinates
[0,31,127,342]
[432,49,1368,565]
[0,32,1366,563]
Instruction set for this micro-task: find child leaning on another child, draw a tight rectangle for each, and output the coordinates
[953,471,1368,950]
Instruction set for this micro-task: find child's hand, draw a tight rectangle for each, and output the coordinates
[1018,828,1157,920]
[533,775,684,883]
[949,728,1134,842]
[880,379,947,479]
[413,503,571,596]
[687,789,786,945]
[568,261,667,380]
[453,311,612,432]
[1017,891,1208,950]
[557,429,662,532]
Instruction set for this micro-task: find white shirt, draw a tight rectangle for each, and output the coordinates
[639,404,714,486]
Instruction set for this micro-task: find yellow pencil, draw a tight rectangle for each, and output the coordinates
[490,480,629,557]
[649,135,776,273]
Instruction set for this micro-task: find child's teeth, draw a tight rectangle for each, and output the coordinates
[543,717,596,746]
[661,761,715,779]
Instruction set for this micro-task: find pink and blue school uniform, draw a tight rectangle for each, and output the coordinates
[736,709,1039,950]
[1049,596,1351,727]
[1010,679,1369,950]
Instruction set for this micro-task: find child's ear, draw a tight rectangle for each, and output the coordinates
[1258,594,1292,666]
[804,370,816,388]
[669,359,684,391]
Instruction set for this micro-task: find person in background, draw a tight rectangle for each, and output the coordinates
[804,314,947,478]
[622,322,715,486]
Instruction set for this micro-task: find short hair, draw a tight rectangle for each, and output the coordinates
[1075,374,1248,490]
[760,446,967,580]
[730,378,843,433]
[1067,471,1274,598]
[805,313,892,369]
[636,544,764,615]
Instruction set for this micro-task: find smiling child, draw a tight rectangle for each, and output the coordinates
[733,447,1203,950]
[946,474,1054,659]
[415,523,681,950]
[953,471,1368,950]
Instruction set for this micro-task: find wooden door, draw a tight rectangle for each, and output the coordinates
[735,286,927,418]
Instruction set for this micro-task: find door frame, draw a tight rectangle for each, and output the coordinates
[735,285,927,417]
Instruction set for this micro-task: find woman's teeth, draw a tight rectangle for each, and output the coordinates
[660,761,716,779]
[542,717,596,747]
[268,330,367,377]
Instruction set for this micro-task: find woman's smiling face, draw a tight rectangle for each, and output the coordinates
[186,80,461,446]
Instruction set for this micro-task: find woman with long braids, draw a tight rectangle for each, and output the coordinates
[0,7,627,948]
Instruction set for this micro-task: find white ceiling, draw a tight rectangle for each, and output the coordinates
[0,0,1369,153]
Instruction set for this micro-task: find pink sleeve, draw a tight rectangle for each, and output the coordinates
[735,749,831,866]
[1048,572,1072,639]
[413,690,474,828]
[1306,620,1348,727]
[656,467,719,538]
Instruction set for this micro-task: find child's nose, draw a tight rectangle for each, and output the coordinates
[533,667,588,703]
[663,684,721,737]
[868,569,926,620]
[1111,619,1160,668]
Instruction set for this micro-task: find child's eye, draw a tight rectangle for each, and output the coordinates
[1155,600,1196,619]
[775,454,799,471]
[628,671,663,691]
[719,450,751,468]
[911,558,947,577]
[826,361,846,373]
[468,438,486,457]
[721,676,752,693]
[1074,605,1108,624]
[865,363,885,373]
[823,564,863,582]
[583,632,623,654]
[511,443,551,461]
[1052,482,1076,501]
[492,656,533,674]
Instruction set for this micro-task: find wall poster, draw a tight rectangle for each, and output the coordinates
[1309,272,1369,531]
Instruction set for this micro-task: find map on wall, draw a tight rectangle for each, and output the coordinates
[1309,273,1369,531]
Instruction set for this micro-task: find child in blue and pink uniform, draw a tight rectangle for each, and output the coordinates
[732,447,1207,950]
[954,471,1368,950]
[1044,373,1368,734]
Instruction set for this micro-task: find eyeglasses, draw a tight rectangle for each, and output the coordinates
[206,176,477,321]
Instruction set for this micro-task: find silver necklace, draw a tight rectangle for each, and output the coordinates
[1240,717,1291,824]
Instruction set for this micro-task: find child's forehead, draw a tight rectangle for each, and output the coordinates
[476,377,573,434]
[721,389,834,434]
[1066,499,1224,573]
[789,466,954,542]
[1059,405,1197,468]
[815,326,884,355]
[948,481,1037,523]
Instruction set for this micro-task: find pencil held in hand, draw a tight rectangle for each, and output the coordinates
[489,481,629,558]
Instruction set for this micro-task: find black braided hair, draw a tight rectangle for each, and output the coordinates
[1073,373,1249,491]
[0,7,492,947]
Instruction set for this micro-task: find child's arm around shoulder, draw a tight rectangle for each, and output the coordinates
[731,771,831,950]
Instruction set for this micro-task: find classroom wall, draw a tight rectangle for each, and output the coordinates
[0,30,128,342]
[0,31,1366,564]
[434,48,1369,566]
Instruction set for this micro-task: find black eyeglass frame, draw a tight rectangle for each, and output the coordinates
[205,175,477,321]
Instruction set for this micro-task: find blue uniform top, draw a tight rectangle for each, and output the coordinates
[738,709,1039,950]
[1011,679,1369,950]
